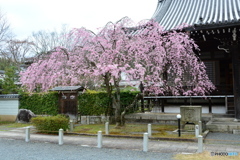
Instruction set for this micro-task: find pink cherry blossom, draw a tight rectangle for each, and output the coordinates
[20,17,215,125]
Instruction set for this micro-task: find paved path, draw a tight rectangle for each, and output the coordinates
[0,138,174,160]
[0,127,239,154]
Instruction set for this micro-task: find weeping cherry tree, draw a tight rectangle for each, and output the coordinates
[21,17,215,126]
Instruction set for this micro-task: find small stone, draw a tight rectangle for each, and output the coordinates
[17,109,35,123]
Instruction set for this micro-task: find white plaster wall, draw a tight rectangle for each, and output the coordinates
[164,106,180,113]
[202,106,209,113]
[212,106,226,114]
[0,99,19,115]
[152,105,226,114]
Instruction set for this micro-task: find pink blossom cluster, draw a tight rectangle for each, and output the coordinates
[20,17,215,95]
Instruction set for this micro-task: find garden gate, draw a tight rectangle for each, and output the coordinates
[50,86,84,116]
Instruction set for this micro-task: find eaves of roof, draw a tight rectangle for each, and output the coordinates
[0,94,20,99]
[152,0,240,31]
[50,86,84,91]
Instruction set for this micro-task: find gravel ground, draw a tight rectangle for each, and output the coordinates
[0,138,175,160]
[205,132,240,145]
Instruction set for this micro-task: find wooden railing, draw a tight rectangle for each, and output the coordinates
[144,95,234,113]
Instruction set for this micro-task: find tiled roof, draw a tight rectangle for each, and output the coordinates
[50,86,84,91]
[0,94,20,99]
[152,0,240,30]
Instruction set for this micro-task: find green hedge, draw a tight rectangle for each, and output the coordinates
[31,115,69,133]
[19,92,58,115]
[78,91,139,115]
[78,92,110,116]
[119,91,139,106]
[19,91,139,116]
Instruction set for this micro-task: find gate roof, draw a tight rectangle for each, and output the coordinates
[50,86,84,91]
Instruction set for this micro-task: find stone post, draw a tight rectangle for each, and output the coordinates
[105,122,109,135]
[59,128,64,145]
[195,125,199,138]
[143,133,148,152]
[70,120,74,132]
[97,131,102,148]
[198,135,203,153]
[199,121,202,134]
[87,116,90,124]
[25,126,30,142]
[148,124,152,137]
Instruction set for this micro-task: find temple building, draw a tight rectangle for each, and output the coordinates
[147,0,240,120]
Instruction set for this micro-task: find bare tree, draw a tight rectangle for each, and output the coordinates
[1,39,34,65]
[0,10,12,46]
[0,10,15,70]
[30,25,75,57]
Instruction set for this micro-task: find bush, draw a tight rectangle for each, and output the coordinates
[19,92,58,115]
[120,91,140,113]
[78,92,110,115]
[78,91,139,115]
[31,115,69,133]
[20,90,139,116]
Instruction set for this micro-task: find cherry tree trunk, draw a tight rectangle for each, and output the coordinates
[113,78,123,127]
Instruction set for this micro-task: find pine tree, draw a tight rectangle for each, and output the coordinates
[2,67,19,94]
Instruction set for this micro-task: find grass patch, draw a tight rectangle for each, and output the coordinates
[0,122,31,131]
[151,133,195,139]
[0,121,13,125]
[0,122,195,139]
[74,124,106,134]
[174,151,240,160]
[73,123,195,138]
[3,123,31,128]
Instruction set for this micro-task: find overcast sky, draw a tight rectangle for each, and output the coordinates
[0,0,157,39]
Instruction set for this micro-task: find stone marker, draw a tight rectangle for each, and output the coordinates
[180,106,202,130]
[17,109,35,123]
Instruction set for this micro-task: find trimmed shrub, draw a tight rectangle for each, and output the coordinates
[78,92,110,116]
[20,91,139,116]
[19,92,58,115]
[31,115,69,133]
[78,91,139,115]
